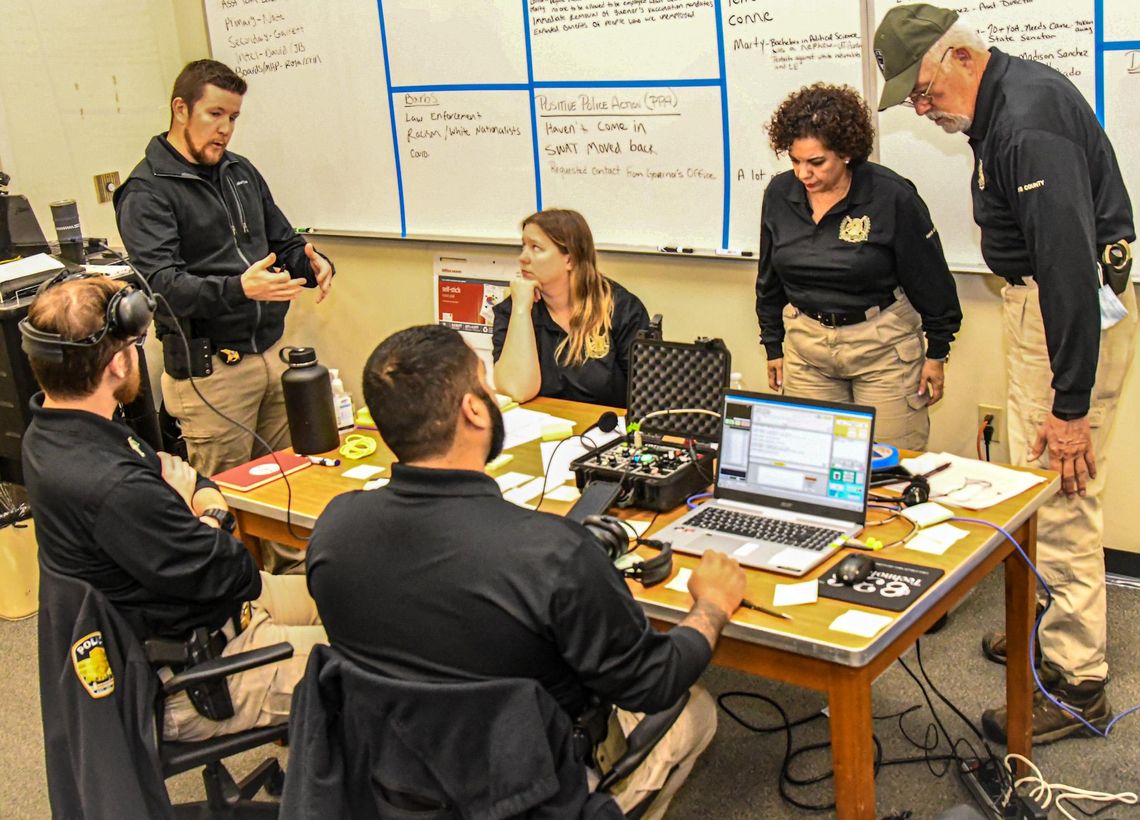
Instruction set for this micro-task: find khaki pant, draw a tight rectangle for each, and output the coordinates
[782,295,930,450]
[1002,280,1136,683]
[163,573,327,742]
[592,685,717,820]
[161,337,291,478]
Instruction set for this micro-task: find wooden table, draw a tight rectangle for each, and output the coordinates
[221,397,1057,819]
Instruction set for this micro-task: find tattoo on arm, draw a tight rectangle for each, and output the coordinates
[679,598,729,652]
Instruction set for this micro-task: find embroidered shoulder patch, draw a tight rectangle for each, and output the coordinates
[72,631,115,699]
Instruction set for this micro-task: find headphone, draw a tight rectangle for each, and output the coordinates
[870,473,929,507]
[582,514,674,587]
[18,270,156,362]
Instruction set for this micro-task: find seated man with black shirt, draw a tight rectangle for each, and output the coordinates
[307,324,746,819]
[21,274,327,742]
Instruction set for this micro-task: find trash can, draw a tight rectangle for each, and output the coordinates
[0,483,36,620]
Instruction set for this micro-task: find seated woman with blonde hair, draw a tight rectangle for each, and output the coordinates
[493,209,649,408]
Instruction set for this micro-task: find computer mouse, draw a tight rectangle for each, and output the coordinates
[835,554,876,586]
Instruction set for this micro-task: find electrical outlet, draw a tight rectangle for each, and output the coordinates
[978,404,1003,444]
[93,171,120,204]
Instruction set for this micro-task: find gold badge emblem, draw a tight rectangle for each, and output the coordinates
[72,631,115,699]
[585,333,611,360]
[838,215,871,244]
[218,348,243,366]
[128,436,145,459]
[977,159,986,191]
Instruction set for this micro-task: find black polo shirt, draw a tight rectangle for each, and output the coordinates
[755,161,961,361]
[492,278,649,408]
[967,48,1134,418]
[306,464,710,717]
[21,394,260,641]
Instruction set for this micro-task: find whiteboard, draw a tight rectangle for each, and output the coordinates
[874,0,1140,272]
[203,0,866,254]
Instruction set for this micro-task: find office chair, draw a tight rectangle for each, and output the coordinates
[281,644,688,820]
[38,563,293,819]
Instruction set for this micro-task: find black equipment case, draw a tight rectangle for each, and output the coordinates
[571,337,731,511]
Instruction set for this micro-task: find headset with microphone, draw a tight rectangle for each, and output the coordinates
[18,269,156,362]
[581,513,674,587]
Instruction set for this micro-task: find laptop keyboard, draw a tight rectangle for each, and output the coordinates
[686,507,839,551]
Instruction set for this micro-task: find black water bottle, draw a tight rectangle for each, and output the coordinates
[280,346,339,455]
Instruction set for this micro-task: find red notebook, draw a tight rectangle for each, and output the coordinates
[212,451,312,492]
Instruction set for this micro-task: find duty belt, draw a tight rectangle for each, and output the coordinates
[796,294,898,328]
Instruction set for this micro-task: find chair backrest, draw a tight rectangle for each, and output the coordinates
[282,644,623,820]
[37,562,173,820]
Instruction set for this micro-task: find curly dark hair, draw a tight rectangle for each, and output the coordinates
[766,83,874,164]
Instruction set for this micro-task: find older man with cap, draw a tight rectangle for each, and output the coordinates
[874,4,1136,745]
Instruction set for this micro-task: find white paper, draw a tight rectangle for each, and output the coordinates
[363,478,389,490]
[539,426,624,489]
[623,520,652,537]
[501,407,556,450]
[0,253,63,282]
[733,541,761,558]
[899,452,1046,510]
[905,523,970,556]
[773,581,819,607]
[503,476,548,506]
[767,547,818,573]
[341,465,385,480]
[665,567,692,593]
[493,471,533,491]
[829,610,893,638]
[900,501,953,527]
[545,484,581,502]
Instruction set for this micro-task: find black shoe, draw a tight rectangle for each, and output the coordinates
[981,675,1112,745]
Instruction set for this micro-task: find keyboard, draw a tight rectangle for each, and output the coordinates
[686,507,839,551]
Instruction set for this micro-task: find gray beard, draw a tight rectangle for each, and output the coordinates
[927,111,973,134]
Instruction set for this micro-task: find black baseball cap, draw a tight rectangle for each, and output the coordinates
[873,4,959,111]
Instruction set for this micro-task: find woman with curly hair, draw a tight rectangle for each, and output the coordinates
[493,209,648,408]
[756,83,962,449]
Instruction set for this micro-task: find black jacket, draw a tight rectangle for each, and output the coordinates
[967,48,1134,418]
[114,135,328,352]
[38,564,172,820]
[281,644,621,820]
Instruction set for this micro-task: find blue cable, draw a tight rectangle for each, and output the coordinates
[685,492,712,509]
[952,517,1139,737]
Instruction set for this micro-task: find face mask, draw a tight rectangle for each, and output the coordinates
[1099,282,1129,330]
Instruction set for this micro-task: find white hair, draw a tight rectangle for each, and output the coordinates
[927,15,988,60]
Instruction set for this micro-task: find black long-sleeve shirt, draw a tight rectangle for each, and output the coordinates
[21,394,260,640]
[755,161,961,361]
[306,465,710,718]
[967,48,1134,418]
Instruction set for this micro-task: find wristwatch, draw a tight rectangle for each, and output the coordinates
[201,508,237,534]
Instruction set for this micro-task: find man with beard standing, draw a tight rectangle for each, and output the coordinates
[306,325,745,818]
[114,60,335,570]
[21,275,326,742]
[874,5,1136,744]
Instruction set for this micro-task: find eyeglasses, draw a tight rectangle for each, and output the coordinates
[902,48,951,109]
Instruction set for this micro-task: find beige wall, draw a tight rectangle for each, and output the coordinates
[3,2,1136,554]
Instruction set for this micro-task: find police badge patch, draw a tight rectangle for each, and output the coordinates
[72,631,115,698]
[839,215,871,243]
[585,333,611,360]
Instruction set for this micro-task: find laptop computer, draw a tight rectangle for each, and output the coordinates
[653,390,875,576]
[0,195,51,261]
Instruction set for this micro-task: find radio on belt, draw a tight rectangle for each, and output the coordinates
[571,336,730,511]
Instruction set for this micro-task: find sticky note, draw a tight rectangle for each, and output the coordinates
[666,567,693,593]
[545,484,581,502]
[342,465,385,480]
[829,610,893,638]
[363,478,389,491]
[773,581,818,607]
[906,523,970,556]
[767,548,818,573]
[541,420,575,441]
[733,542,761,558]
[494,471,533,491]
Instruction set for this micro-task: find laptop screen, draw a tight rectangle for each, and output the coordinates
[715,391,875,523]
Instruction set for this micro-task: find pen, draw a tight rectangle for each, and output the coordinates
[715,248,755,257]
[658,246,694,254]
[921,462,952,479]
[740,598,793,620]
[308,456,341,467]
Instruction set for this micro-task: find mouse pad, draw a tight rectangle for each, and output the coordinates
[818,558,945,612]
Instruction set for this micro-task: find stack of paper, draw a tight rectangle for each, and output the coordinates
[899,452,1046,510]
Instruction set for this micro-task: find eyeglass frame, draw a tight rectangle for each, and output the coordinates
[902,48,952,109]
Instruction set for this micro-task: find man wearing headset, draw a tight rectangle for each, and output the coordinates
[21,275,327,742]
[306,325,746,819]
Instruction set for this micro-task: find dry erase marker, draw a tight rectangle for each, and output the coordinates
[715,248,755,257]
[308,456,340,467]
[296,227,314,234]
[658,246,694,254]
